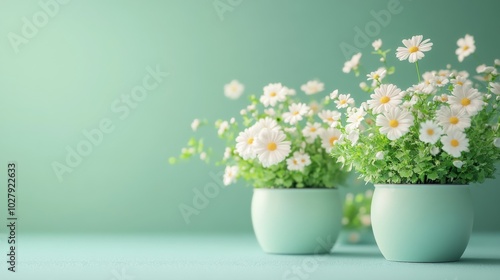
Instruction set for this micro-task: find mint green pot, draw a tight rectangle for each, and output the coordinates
[371,184,473,262]
[251,188,342,254]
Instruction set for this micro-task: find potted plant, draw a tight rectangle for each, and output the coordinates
[331,35,500,262]
[171,80,348,254]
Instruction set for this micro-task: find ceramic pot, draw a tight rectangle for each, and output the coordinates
[251,188,342,254]
[371,184,473,262]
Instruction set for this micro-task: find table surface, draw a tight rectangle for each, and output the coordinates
[1,233,499,280]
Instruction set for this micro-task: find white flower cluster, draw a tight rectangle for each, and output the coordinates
[338,35,500,164]
[220,81,355,185]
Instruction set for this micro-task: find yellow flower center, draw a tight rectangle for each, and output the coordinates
[293,111,299,115]
[301,159,305,163]
[380,96,390,104]
[373,74,380,80]
[247,138,254,145]
[339,99,347,105]
[310,127,317,132]
[389,119,399,128]
[427,129,434,135]
[329,137,338,146]
[457,81,463,86]
[436,80,442,84]
[270,92,277,97]
[409,46,419,53]
[451,139,459,147]
[327,117,334,122]
[231,85,238,92]
[463,45,469,51]
[449,116,459,125]
[461,98,471,106]
[267,142,277,151]
[293,159,298,165]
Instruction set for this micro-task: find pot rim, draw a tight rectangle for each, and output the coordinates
[374,184,469,188]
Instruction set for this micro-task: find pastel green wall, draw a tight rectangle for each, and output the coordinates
[0,0,499,234]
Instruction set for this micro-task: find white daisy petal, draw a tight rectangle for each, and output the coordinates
[375,107,414,140]
[441,130,469,158]
[396,35,433,63]
[253,129,291,167]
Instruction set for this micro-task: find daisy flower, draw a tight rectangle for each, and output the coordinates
[318,110,342,127]
[330,90,339,100]
[297,152,311,167]
[235,125,260,160]
[255,117,279,131]
[301,80,324,95]
[286,151,311,172]
[476,64,496,74]
[367,68,386,86]
[264,108,276,116]
[335,93,355,109]
[302,122,324,140]
[223,165,239,186]
[224,80,244,99]
[448,84,484,116]
[456,70,470,79]
[450,76,471,87]
[456,34,476,62]
[343,53,362,73]
[320,128,343,152]
[253,129,291,167]
[407,82,428,94]
[421,71,436,93]
[286,156,303,171]
[282,103,310,125]
[418,120,443,144]
[372,39,382,51]
[436,106,471,132]
[191,119,200,131]
[490,82,500,95]
[435,94,449,103]
[437,69,451,77]
[367,84,403,114]
[441,130,469,158]
[375,151,384,160]
[346,107,366,130]
[260,83,287,107]
[431,75,449,87]
[396,35,433,63]
[376,107,414,140]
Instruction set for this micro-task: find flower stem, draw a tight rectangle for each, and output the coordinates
[415,61,421,83]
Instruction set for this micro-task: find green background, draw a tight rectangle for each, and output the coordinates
[0,0,499,235]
